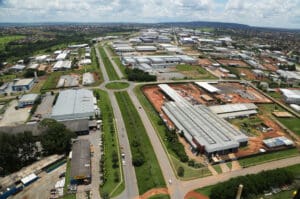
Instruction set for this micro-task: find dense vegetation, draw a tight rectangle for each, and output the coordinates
[115,91,165,194]
[0,118,76,175]
[164,128,188,162]
[39,119,76,155]
[0,131,38,175]
[125,68,157,82]
[210,168,294,199]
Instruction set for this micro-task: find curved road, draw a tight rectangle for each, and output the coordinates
[94,43,300,199]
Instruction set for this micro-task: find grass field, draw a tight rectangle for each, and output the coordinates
[171,156,211,180]
[99,46,120,81]
[105,82,129,90]
[115,91,165,194]
[94,89,124,197]
[175,64,216,79]
[213,165,222,174]
[278,117,300,136]
[134,85,212,180]
[0,35,25,51]
[238,148,299,168]
[112,57,127,78]
[0,74,17,82]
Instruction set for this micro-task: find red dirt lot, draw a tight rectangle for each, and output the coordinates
[185,191,209,199]
[217,59,249,67]
[198,59,213,67]
[263,63,278,71]
[139,188,169,199]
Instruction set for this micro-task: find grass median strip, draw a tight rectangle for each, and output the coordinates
[115,91,166,194]
[112,57,127,78]
[99,46,119,80]
[94,89,124,197]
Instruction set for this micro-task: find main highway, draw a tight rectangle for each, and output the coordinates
[94,43,300,199]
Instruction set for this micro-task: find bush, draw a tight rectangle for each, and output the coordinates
[125,68,156,82]
[132,151,145,167]
[177,166,184,177]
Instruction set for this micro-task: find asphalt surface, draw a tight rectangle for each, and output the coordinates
[96,43,139,199]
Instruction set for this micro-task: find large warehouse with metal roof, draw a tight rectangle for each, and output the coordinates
[51,89,96,121]
[159,84,248,157]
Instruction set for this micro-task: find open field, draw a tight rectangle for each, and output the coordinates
[94,89,124,197]
[0,35,25,51]
[278,117,300,136]
[175,64,216,79]
[238,148,299,168]
[0,74,17,82]
[105,82,129,90]
[115,91,165,194]
[99,46,120,81]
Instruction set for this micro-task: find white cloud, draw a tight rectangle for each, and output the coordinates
[0,0,299,28]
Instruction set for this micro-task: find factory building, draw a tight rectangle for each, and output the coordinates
[135,46,157,52]
[51,89,96,121]
[280,89,300,104]
[82,72,95,85]
[10,64,26,72]
[12,78,35,91]
[18,94,39,108]
[195,82,220,93]
[159,84,248,157]
[70,139,91,185]
[56,50,69,61]
[52,60,72,71]
[277,70,300,84]
[208,103,258,119]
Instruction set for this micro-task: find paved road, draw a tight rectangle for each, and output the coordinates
[96,43,139,199]
[103,46,124,79]
[95,44,109,82]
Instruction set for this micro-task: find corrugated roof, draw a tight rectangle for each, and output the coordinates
[71,139,91,179]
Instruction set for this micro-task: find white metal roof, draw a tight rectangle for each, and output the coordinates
[280,89,300,98]
[209,103,257,114]
[19,94,39,103]
[14,78,34,86]
[21,173,38,185]
[52,89,95,121]
[195,82,220,93]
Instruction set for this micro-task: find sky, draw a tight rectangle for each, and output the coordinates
[0,0,299,29]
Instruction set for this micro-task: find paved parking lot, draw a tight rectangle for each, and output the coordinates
[35,94,55,118]
[0,100,30,126]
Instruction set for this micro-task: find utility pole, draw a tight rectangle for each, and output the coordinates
[236,184,244,199]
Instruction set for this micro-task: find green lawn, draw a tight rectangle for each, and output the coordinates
[148,194,170,199]
[94,90,124,197]
[134,85,211,180]
[238,148,299,168]
[213,165,222,174]
[0,35,25,51]
[41,71,64,90]
[0,74,17,82]
[171,156,211,180]
[112,57,127,78]
[115,91,166,194]
[278,117,300,136]
[99,46,120,80]
[175,64,216,79]
[105,82,129,90]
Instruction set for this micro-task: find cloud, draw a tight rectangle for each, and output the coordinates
[0,0,299,28]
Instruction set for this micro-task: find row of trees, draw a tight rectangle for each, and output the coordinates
[125,68,157,82]
[0,119,76,176]
[210,168,294,199]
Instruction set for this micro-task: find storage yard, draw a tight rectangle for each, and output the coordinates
[142,81,297,162]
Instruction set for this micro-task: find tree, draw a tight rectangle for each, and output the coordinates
[39,119,76,155]
[132,151,145,167]
[177,166,184,177]
[112,150,118,168]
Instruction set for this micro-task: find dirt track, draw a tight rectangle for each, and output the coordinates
[185,191,209,199]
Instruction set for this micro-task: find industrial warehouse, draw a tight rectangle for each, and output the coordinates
[159,84,248,156]
[51,89,97,121]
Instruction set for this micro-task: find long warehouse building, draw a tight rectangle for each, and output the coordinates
[159,84,248,157]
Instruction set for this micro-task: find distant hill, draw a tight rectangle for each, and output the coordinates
[158,21,250,29]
